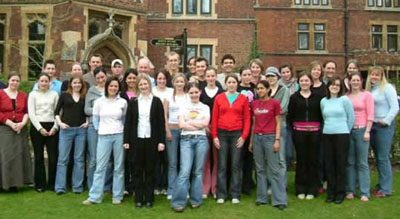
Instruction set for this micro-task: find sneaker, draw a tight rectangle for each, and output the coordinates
[305,194,314,200]
[202,194,208,199]
[323,181,328,190]
[297,194,305,200]
[161,189,168,195]
[346,193,354,200]
[373,190,386,198]
[360,196,369,202]
[232,198,240,204]
[267,189,272,195]
[167,195,172,200]
[82,199,94,205]
[154,190,160,195]
[213,194,217,199]
[112,200,122,205]
[216,198,225,204]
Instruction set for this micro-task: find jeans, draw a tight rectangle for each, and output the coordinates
[217,129,242,200]
[253,134,287,206]
[371,122,395,195]
[167,128,181,195]
[88,133,124,203]
[284,125,295,169]
[55,127,87,193]
[172,135,209,208]
[346,128,371,197]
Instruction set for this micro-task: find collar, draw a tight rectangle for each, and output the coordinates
[138,94,153,101]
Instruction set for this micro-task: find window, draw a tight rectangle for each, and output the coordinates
[28,20,46,78]
[294,0,329,5]
[372,25,383,49]
[183,44,213,65]
[367,0,400,8]
[377,0,383,6]
[172,0,212,15]
[297,22,326,51]
[388,25,398,51]
[88,11,130,41]
[304,0,310,5]
[0,15,5,74]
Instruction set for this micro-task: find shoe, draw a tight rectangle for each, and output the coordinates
[8,187,18,193]
[360,196,369,202]
[146,202,153,208]
[243,189,251,195]
[297,194,305,200]
[213,194,217,199]
[275,204,286,211]
[232,198,240,204]
[326,196,335,203]
[305,194,314,200]
[173,206,184,213]
[154,190,160,195]
[112,200,122,205]
[74,191,82,194]
[82,199,94,205]
[123,190,129,196]
[136,202,143,208]
[216,198,225,204]
[191,204,200,209]
[167,195,172,200]
[256,201,267,206]
[56,191,65,195]
[373,190,387,198]
[36,188,45,193]
[335,195,345,204]
[161,189,168,195]
[202,194,208,199]
[267,189,272,195]
[346,193,354,200]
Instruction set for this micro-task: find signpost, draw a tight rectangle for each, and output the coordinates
[151,39,183,47]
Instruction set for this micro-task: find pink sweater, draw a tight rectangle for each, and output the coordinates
[347,91,374,127]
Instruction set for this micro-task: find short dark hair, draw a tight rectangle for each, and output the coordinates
[195,56,209,67]
[104,76,121,98]
[279,63,293,74]
[187,56,196,65]
[38,72,50,81]
[44,59,56,68]
[90,53,103,61]
[187,82,201,91]
[326,76,343,99]
[155,68,171,85]
[239,66,251,75]
[93,66,107,77]
[297,71,313,84]
[225,73,239,84]
[221,54,235,64]
[323,60,337,68]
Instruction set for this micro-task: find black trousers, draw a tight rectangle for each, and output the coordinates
[155,150,168,190]
[133,138,158,203]
[323,134,350,198]
[293,130,321,196]
[242,137,255,192]
[30,122,58,190]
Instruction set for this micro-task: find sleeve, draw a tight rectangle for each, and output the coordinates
[28,92,42,131]
[0,92,8,124]
[84,89,94,117]
[54,93,64,117]
[120,99,128,124]
[344,97,355,132]
[52,93,59,130]
[383,84,399,125]
[287,95,295,126]
[123,100,133,144]
[275,100,283,116]
[280,88,290,114]
[92,99,101,130]
[241,97,251,140]
[211,95,220,139]
[320,98,325,120]
[158,98,166,145]
[365,92,375,122]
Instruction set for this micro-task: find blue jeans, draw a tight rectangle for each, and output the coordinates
[371,122,395,195]
[284,125,295,169]
[253,134,287,206]
[55,127,87,193]
[87,125,113,190]
[88,133,124,203]
[172,135,209,208]
[167,128,181,195]
[346,128,371,197]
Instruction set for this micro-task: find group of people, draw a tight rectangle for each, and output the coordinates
[0,51,398,213]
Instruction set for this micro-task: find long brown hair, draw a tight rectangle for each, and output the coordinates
[66,75,87,98]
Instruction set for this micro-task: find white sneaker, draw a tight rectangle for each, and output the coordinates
[167,195,172,200]
[232,198,240,204]
[213,194,217,199]
[297,194,305,200]
[267,189,272,195]
[305,194,314,200]
[202,194,208,199]
[161,189,167,195]
[154,190,160,195]
[217,198,225,204]
[82,199,94,205]
[112,200,122,205]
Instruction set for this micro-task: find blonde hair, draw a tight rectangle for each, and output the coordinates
[309,60,323,81]
[366,66,388,93]
[135,73,153,98]
[171,73,188,101]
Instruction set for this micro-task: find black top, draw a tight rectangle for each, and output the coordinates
[311,83,327,97]
[238,83,257,100]
[200,86,224,121]
[55,92,86,127]
[287,91,323,125]
[61,80,90,92]
[0,81,5,89]
[123,96,166,147]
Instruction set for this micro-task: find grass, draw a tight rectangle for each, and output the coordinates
[0,171,399,219]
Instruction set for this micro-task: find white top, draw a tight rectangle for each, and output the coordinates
[152,87,173,102]
[28,90,59,131]
[179,101,210,136]
[93,96,127,135]
[137,94,153,138]
[166,93,189,124]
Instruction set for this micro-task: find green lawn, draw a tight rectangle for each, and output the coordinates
[1,171,399,219]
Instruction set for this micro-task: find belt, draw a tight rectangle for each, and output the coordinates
[352,125,365,130]
[181,134,206,139]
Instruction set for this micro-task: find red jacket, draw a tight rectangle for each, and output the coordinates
[0,89,28,124]
[211,93,251,140]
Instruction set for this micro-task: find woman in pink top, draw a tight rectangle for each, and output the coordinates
[346,73,374,202]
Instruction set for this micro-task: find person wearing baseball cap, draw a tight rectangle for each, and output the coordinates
[111,59,124,82]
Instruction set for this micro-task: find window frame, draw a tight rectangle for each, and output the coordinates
[173,0,184,14]
[387,25,398,51]
[298,23,310,50]
[201,0,212,14]
[186,0,197,15]
[28,20,47,79]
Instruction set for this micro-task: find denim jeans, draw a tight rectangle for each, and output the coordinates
[217,129,242,200]
[88,133,124,203]
[371,122,395,195]
[346,128,371,197]
[172,135,209,208]
[253,134,287,206]
[167,128,181,195]
[284,125,295,169]
[55,127,87,193]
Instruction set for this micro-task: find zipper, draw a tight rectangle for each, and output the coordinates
[305,97,309,122]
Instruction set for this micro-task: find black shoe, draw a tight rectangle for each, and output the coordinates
[8,187,18,193]
[136,202,143,208]
[326,196,335,203]
[74,191,82,194]
[335,195,345,204]
[146,202,153,208]
[275,204,286,210]
[256,201,267,206]
[56,191,65,195]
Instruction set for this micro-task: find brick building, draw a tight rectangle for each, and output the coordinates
[0,0,399,80]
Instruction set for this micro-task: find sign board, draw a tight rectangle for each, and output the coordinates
[151,38,183,47]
